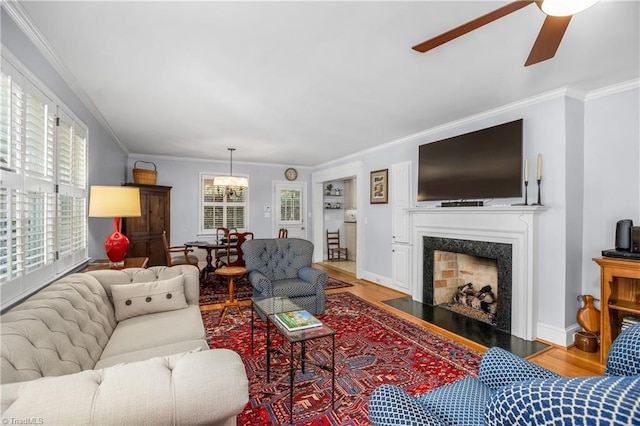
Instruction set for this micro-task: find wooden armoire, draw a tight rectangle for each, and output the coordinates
[122,184,171,266]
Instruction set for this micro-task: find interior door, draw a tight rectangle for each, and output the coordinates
[275,182,306,239]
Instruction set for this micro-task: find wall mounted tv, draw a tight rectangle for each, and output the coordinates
[417,119,523,202]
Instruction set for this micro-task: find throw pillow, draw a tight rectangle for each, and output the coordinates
[111,275,187,322]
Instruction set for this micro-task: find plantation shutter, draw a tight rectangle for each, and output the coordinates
[56,110,87,272]
[0,53,88,308]
[200,175,248,234]
[0,64,57,296]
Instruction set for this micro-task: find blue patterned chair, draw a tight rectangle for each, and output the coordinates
[368,323,640,425]
[243,238,328,315]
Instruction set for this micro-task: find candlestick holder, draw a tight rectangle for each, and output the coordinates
[511,181,530,206]
[532,178,543,206]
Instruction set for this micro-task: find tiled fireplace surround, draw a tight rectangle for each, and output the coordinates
[426,240,511,333]
[410,206,545,341]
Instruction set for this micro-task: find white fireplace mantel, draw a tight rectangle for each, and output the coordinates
[409,206,548,340]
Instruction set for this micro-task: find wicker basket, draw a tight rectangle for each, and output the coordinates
[132,161,157,185]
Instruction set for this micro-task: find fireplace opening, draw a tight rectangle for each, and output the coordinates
[434,251,498,326]
[423,237,512,334]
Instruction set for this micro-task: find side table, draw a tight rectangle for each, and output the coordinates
[82,257,149,272]
[215,266,247,325]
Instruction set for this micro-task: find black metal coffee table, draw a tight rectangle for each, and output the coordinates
[252,296,336,423]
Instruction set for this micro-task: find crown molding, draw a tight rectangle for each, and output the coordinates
[2,0,128,154]
[316,80,637,170]
[128,152,312,170]
[316,87,574,169]
[585,78,640,101]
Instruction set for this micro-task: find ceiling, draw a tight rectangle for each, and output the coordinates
[13,1,640,167]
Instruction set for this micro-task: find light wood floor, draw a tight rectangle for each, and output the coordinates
[204,262,604,377]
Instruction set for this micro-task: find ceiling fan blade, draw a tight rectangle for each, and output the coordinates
[412,0,535,53]
[525,15,572,66]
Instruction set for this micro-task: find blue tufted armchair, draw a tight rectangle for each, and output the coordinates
[368,323,640,425]
[243,238,328,315]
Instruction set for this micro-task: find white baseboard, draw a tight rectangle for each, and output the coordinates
[359,271,410,295]
[537,321,581,347]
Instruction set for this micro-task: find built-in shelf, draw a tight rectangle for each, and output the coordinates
[324,188,344,209]
[594,256,640,364]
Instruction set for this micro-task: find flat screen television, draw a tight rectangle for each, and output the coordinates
[417,119,523,202]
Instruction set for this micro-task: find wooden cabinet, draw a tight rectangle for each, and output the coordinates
[344,178,357,209]
[122,184,171,267]
[593,257,640,364]
[345,222,356,261]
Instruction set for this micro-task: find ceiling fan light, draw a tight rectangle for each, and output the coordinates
[540,0,600,17]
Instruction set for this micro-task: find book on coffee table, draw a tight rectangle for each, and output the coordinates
[273,309,322,332]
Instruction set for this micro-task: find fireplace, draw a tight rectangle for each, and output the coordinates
[423,237,512,333]
[409,206,545,341]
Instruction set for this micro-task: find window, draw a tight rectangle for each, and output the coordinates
[279,187,302,223]
[1,53,88,310]
[199,174,248,234]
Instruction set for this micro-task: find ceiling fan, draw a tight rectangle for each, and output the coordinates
[412,0,600,66]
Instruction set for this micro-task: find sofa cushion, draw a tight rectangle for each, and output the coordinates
[1,349,249,425]
[99,305,205,361]
[270,279,321,298]
[111,275,187,321]
[485,376,640,425]
[417,377,493,426]
[95,339,208,369]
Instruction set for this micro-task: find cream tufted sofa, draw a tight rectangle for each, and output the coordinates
[0,265,248,425]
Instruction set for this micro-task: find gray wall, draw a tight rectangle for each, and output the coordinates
[1,11,128,260]
[126,155,313,250]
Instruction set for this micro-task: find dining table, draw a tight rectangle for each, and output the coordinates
[184,239,237,284]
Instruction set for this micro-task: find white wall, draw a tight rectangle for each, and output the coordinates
[313,84,640,345]
[582,86,640,302]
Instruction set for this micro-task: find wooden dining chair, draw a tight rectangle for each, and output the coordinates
[214,227,238,268]
[162,231,199,268]
[326,229,348,261]
[278,228,288,238]
[224,231,254,267]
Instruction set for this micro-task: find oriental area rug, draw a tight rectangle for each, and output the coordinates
[200,276,353,305]
[201,292,482,425]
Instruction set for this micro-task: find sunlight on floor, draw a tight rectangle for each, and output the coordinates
[318,260,356,274]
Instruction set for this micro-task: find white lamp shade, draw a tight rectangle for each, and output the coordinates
[540,0,600,16]
[88,186,141,217]
[213,175,248,188]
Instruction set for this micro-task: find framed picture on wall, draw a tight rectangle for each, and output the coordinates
[370,169,388,204]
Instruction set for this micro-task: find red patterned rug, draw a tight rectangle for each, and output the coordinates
[200,276,353,305]
[202,292,482,425]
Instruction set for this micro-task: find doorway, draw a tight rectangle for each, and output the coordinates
[274,182,307,239]
[320,178,357,274]
[311,161,364,278]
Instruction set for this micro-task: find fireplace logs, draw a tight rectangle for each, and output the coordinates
[450,283,497,323]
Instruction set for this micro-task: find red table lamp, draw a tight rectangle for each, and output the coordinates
[88,186,141,268]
